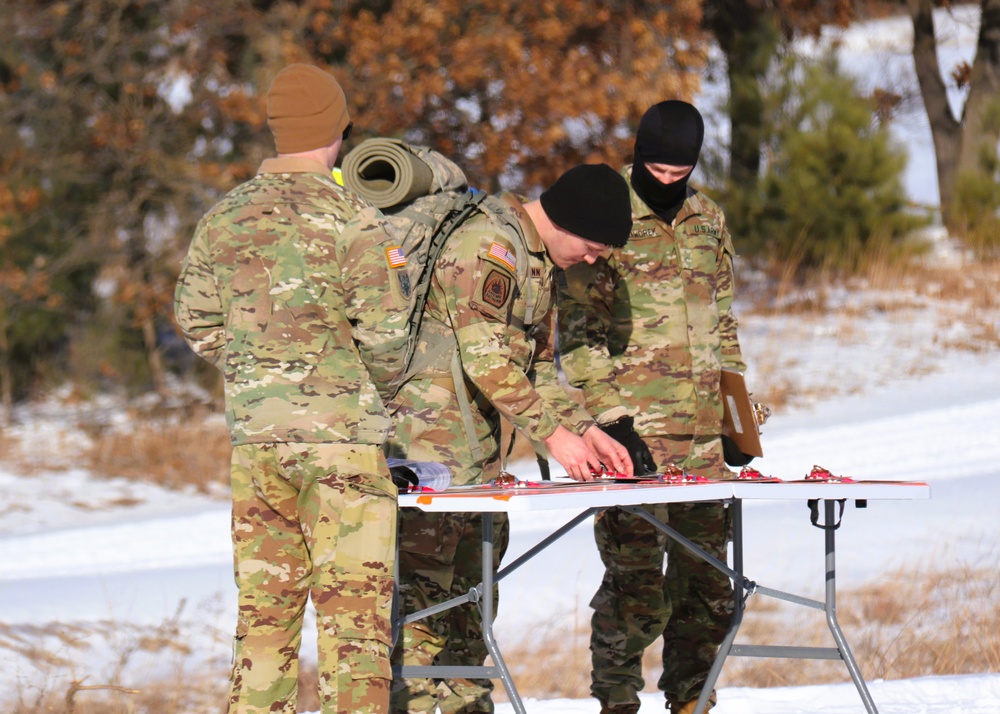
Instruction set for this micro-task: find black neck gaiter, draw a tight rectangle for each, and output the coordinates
[630,162,690,224]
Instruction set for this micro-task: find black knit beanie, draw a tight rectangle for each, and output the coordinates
[633,100,704,166]
[539,163,632,247]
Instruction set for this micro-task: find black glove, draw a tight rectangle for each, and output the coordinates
[600,416,657,476]
[722,434,755,467]
[389,465,419,492]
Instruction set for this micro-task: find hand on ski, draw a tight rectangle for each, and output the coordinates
[543,425,628,481]
[582,425,633,478]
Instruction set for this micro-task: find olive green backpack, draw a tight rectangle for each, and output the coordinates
[341,138,536,461]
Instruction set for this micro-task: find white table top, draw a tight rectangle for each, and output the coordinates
[397,479,930,513]
[732,480,931,501]
[398,480,732,512]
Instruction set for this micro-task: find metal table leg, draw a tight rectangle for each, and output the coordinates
[479,512,525,712]
[693,499,746,714]
[821,499,879,713]
[394,512,527,714]
[696,498,880,714]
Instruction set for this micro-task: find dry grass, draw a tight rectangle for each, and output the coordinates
[4,600,230,714]
[0,400,231,493]
[716,562,1000,689]
[853,253,1000,355]
[9,675,222,714]
[80,413,231,493]
[6,627,317,714]
[740,242,1000,334]
[4,557,996,711]
[492,562,1000,702]
[732,249,1000,414]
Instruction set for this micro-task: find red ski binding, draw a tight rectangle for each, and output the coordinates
[658,463,709,484]
[804,464,855,483]
[737,465,767,480]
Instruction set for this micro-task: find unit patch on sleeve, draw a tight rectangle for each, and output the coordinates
[397,271,412,298]
[481,268,512,309]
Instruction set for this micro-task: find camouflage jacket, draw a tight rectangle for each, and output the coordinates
[174,157,411,446]
[558,165,746,438]
[400,192,595,442]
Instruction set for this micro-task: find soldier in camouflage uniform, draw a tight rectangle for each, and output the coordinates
[388,165,635,714]
[558,101,747,714]
[174,64,410,714]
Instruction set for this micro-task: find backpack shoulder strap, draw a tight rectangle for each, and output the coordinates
[407,190,489,338]
[391,190,490,396]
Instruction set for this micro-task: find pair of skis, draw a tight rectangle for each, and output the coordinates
[401,464,858,494]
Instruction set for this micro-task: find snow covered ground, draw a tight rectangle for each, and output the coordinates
[2,267,998,713]
[3,5,1000,713]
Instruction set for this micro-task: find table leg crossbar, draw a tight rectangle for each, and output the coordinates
[691,498,879,714]
[393,497,880,714]
[392,507,602,713]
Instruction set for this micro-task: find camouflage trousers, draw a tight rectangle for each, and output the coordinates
[228,442,397,714]
[387,379,507,714]
[590,435,734,709]
[392,509,510,714]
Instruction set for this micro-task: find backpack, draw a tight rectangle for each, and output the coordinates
[385,188,495,368]
[341,139,535,460]
[342,138,536,376]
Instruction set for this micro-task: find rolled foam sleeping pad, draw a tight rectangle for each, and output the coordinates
[341,138,435,208]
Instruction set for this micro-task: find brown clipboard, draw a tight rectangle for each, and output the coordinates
[721,369,764,458]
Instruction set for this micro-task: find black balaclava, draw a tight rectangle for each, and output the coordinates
[630,100,705,223]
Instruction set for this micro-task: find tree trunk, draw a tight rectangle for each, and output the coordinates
[0,312,12,427]
[957,0,1000,182]
[910,0,1000,233]
[142,309,167,398]
[705,1,782,186]
[909,0,961,228]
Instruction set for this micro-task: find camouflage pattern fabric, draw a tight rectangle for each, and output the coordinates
[389,192,593,714]
[559,166,745,432]
[229,442,396,714]
[589,436,732,708]
[559,166,745,710]
[174,157,410,713]
[396,192,591,444]
[174,157,411,446]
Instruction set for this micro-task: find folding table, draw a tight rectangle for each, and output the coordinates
[396,478,930,714]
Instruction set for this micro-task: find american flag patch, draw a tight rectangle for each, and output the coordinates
[487,242,517,271]
[385,245,407,269]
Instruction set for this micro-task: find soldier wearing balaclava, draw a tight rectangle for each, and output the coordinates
[557,99,749,714]
[630,99,706,223]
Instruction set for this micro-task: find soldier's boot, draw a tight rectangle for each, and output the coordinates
[667,690,717,714]
[600,702,641,714]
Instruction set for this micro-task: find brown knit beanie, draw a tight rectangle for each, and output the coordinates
[266,64,350,154]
